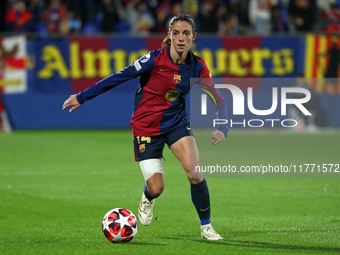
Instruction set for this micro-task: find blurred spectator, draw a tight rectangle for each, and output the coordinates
[183,0,199,18]
[197,0,219,33]
[216,4,238,35]
[318,39,340,79]
[288,0,317,14]
[152,0,172,33]
[148,0,161,32]
[41,0,74,34]
[320,3,340,34]
[0,0,7,32]
[289,0,316,32]
[150,1,183,33]
[235,0,251,34]
[270,0,290,31]
[122,0,156,35]
[100,0,121,33]
[5,0,32,32]
[2,0,340,36]
[60,12,82,35]
[26,0,46,33]
[271,4,288,33]
[249,0,272,35]
[68,0,99,26]
[170,2,183,17]
[317,0,337,12]
[27,0,45,21]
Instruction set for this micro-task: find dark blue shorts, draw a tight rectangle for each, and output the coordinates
[133,123,191,162]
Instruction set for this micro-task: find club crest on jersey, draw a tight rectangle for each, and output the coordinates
[173,75,181,84]
[139,144,146,153]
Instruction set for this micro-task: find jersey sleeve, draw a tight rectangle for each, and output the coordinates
[199,60,229,137]
[76,66,134,104]
[128,51,155,78]
[76,51,156,104]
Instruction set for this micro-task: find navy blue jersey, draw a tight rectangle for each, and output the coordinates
[77,46,228,137]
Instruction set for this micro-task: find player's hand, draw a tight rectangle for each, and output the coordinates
[62,94,81,112]
[211,130,225,145]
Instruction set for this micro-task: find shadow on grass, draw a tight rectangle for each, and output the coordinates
[193,239,340,253]
[160,232,340,253]
[128,241,166,246]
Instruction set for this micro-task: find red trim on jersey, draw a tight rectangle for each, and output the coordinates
[209,87,222,105]
[197,57,222,105]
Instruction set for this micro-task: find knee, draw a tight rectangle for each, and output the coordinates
[186,169,203,184]
[188,178,203,184]
[187,176,203,185]
[147,183,164,198]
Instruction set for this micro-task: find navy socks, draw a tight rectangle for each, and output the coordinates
[190,179,211,225]
[143,179,211,225]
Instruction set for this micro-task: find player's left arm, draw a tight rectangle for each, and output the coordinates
[211,92,228,145]
[199,63,228,145]
[204,86,228,145]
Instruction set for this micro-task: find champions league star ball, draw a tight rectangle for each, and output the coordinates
[102,208,138,243]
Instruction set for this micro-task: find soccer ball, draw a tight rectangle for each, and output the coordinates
[102,208,138,243]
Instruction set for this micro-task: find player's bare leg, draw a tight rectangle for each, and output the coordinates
[138,160,164,226]
[170,136,223,240]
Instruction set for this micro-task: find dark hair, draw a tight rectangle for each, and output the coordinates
[168,13,196,34]
[162,13,196,47]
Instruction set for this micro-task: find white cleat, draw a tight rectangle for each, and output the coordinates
[201,224,223,240]
[138,192,154,226]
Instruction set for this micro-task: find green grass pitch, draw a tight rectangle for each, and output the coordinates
[0,130,339,255]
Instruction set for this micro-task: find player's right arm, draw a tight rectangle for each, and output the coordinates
[62,94,81,112]
[62,50,157,112]
[61,67,134,112]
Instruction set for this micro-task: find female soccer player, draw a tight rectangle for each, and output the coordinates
[63,13,227,240]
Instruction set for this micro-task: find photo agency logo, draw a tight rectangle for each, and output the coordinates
[201,83,312,128]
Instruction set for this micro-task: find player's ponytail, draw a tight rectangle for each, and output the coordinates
[162,35,171,47]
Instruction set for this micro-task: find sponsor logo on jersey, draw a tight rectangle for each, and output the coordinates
[159,68,169,71]
[165,89,181,101]
[173,75,181,84]
[134,61,142,71]
[139,144,146,153]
